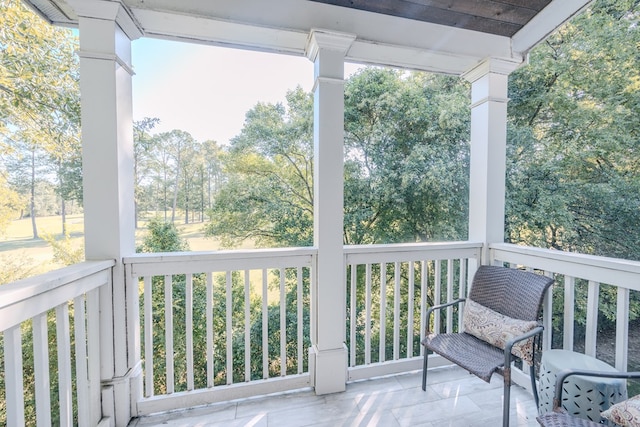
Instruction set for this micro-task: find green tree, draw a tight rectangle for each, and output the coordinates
[205,87,314,248]
[137,217,189,253]
[0,174,24,235]
[201,139,224,214]
[42,228,84,266]
[145,130,196,223]
[177,139,204,224]
[344,68,470,244]
[508,0,640,260]
[507,0,640,333]
[134,117,160,227]
[0,0,81,237]
[206,72,471,248]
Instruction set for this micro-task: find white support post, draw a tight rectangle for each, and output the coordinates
[306,29,355,395]
[463,58,521,265]
[71,0,142,425]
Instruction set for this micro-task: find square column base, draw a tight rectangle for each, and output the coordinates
[309,344,348,395]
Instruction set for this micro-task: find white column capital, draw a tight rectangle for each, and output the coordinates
[68,0,143,40]
[305,29,356,62]
[462,57,523,83]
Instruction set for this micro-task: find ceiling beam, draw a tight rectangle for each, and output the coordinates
[512,0,592,55]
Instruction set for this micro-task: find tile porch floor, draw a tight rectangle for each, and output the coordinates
[129,366,540,427]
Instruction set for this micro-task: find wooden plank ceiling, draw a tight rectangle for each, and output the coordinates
[307,0,553,37]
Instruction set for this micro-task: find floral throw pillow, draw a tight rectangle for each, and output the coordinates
[601,394,640,427]
[463,298,538,365]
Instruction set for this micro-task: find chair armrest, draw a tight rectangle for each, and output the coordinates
[552,369,640,411]
[425,298,465,334]
[504,325,543,351]
[503,325,543,367]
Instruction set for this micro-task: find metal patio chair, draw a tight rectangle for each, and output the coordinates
[537,369,640,427]
[422,265,554,427]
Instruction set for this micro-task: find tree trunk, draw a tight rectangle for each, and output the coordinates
[30,148,38,239]
[171,153,180,223]
[61,197,67,235]
[59,161,67,235]
[208,167,212,211]
[164,166,168,222]
[184,176,189,224]
[201,168,205,222]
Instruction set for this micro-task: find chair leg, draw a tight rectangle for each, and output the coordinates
[503,368,511,427]
[422,350,428,391]
[530,363,539,409]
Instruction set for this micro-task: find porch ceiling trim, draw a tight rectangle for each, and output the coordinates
[24,0,594,76]
[131,4,513,75]
[512,0,593,54]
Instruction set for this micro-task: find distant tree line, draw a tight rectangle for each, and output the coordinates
[3,0,639,266]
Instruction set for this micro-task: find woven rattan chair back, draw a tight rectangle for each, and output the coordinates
[468,265,551,321]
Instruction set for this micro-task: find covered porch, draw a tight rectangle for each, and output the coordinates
[5,0,639,426]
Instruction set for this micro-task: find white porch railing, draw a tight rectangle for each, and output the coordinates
[0,260,114,427]
[344,241,483,380]
[490,243,640,387]
[123,248,316,416]
[3,242,639,424]
[123,242,484,415]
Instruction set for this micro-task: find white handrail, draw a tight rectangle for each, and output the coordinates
[0,260,115,331]
[1,260,114,427]
[125,249,316,415]
[345,243,482,380]
[490,243,640,291]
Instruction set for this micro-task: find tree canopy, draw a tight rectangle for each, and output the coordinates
[507,0,640,260]
[344,69,470,245]
[204,87,315,247]
[204,72,471,248]
[1,0,81,237]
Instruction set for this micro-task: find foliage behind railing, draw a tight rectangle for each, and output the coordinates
[125,243,485,413]
[124,248,315,415]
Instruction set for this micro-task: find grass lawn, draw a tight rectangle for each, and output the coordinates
[0,214,227,283]
[0,214,85,278]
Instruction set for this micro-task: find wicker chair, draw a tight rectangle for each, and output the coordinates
[422,265,554,427]
[537,369,640,427]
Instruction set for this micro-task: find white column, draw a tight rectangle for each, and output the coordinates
[306,29,355,395]
[463,58,520,264]
[71,1,141,425]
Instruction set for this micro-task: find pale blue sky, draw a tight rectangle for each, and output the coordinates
[131,38,313,145]
[132,38,361,145]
